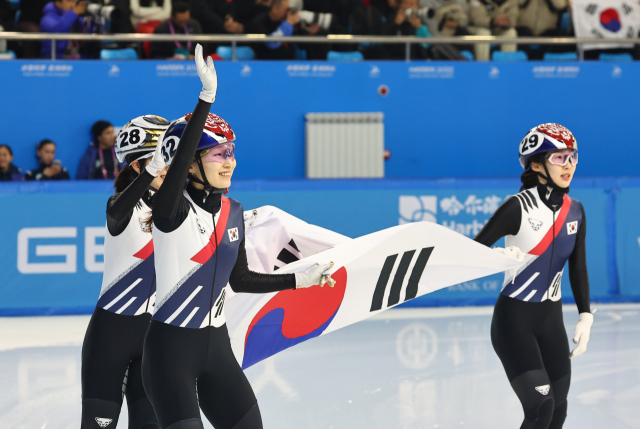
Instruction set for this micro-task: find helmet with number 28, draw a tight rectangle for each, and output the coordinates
[518,123,577,169]
[160,112,236,167]
[115,115,171,163]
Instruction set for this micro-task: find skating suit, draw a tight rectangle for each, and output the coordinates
[82,187,160,429]
[142,98,294,429]
[97,197,156,315]
[475,183,590,429]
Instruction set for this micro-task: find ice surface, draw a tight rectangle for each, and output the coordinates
[1,304,639,429]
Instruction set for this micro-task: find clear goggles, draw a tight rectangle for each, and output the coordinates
[202,143,235,164]
[546,149,578,166]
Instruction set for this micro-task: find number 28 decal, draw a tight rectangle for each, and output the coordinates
[117,126,145,148]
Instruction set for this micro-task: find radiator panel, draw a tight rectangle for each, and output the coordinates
[306,112,384,178]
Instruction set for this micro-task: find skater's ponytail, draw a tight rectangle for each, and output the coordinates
[520,153,545,191]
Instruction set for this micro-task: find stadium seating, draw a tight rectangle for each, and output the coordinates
[327,51,364,62]
[460,50,474,61]
[598,53,634,62]
[100,48,138,60]
[491,51,528,62]
[0,50,16,60]
[216,46,255,60]
[543,52,579,61]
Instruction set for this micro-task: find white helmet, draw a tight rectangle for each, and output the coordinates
[519,123,577,169]
[115,115,171,163]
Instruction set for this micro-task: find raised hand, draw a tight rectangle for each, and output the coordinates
[195,44,218,103]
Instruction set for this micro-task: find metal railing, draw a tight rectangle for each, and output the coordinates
[2,31,638,61]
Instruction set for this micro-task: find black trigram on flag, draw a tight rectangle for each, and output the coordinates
[273,239,301,271]
[370,247,434,312]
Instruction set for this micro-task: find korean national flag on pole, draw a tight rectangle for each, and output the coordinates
[572,0,640,50]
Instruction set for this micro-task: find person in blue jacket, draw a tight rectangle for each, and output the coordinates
[0,144,25,182]
[39,0,87,58]
[77,121,125,180]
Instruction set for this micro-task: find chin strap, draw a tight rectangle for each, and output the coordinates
[534,163,569,201]
[189,155,225,202]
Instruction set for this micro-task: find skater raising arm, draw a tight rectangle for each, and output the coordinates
[143,46,333,429]
[81,115,170,429]
[106,117,169,235]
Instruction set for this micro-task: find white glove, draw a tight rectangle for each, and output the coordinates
[295,262,335,289]
[493,246,525,261]
[570,312,594,359]
[195,44,217,103]
[145,135,166,177]
[494,246,524,284]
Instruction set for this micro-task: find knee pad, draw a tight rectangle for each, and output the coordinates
[548,400,568,429]
[510,370,555,428]
[165,418,205,429]
[82,398,122,429]
[128,397,159,429]
[551,374,570,406]
[231,404,263,429]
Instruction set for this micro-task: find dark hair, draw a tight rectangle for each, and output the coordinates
[36,139,55,151]
[271,0,286,9]
[172,1,190,16]
[91,120,112,141]
[113,156,149,193]
[519,153,546,191]
[0,144,13,156]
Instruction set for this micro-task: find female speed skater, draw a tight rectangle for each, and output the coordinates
[474,123,594,429]
[81,115,171,429]
[141,44,334,429]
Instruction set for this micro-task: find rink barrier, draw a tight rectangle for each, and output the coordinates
[0,177,638,316]
[3,61,640,181]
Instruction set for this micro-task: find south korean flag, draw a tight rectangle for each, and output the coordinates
[572,0,640,49]
[567,221,578,235]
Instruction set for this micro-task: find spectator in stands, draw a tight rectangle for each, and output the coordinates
[149,2,202,59]
[39,0,88,59]
[235,0,273,25]
[16,0,50,57]
[0,144,25,182]
[385,0,431,59]
[431,0,477,58]
[25,139,70,181]
[468,0,519,60]
[244,0,299,59]
[77,121,124,180]
[350,1,388,59]
[190,0,244,35]
[515,0,568,59]
[130,0,171,32]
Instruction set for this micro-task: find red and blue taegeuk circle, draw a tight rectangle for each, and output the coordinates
[600,8,622,32]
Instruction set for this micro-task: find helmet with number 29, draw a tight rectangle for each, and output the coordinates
[115,115,171,163]
[160,112,236,166]
[519,123,577,169]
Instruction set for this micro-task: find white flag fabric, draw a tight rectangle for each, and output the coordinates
[225,206,522,369]
[572,0,640,50]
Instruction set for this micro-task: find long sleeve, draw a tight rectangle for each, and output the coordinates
[568,203,590,314]
[106,170,155,236]
[265,21,293,49]
[76,146,94,179]
[153,99,211,231]
[229,234,296,293]
[473,196,521,247]
[41,9,80,33]
[468,0,491,28]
